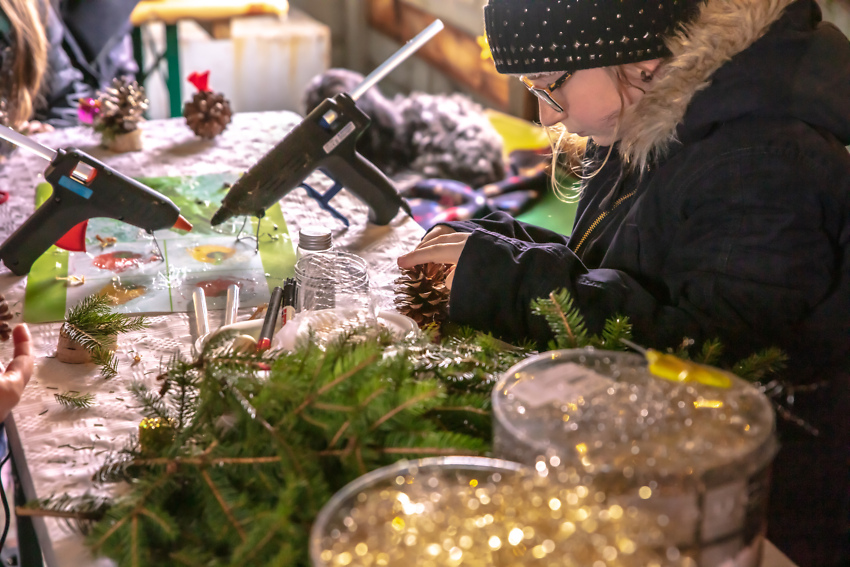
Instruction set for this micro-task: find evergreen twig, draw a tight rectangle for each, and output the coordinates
[17,494,109,535]
[63,294,148,379]
[55,391,95,409]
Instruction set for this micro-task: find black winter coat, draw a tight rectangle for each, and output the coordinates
[440,1,850,565]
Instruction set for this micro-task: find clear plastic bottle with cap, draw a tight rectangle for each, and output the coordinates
[296,226,333,260]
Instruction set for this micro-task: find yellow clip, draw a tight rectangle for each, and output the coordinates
[477,34,493,61]
[645,349,733,389]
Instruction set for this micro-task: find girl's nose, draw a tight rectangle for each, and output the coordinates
[537,99,564,127]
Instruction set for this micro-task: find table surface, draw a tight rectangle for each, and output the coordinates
[0,113,797,567]
[0,111,423,566]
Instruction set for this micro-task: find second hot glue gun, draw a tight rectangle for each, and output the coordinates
[211,19,444,228]
[0,124,192,275]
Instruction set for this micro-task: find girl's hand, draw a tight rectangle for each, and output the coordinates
[420,225,457,244]
[18,121,54,135]
[0,324,34,422]
[397,232,471,290]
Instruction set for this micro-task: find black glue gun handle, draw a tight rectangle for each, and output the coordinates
[324,151,401,226]
[0,194,90,275]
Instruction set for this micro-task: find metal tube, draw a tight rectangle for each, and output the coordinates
[350,19,444,101]
[193,287,210,339]
[0,123,57,162]
[224,284,240,327]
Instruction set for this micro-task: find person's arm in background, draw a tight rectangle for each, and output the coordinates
[0,324,33,422]
[31,1,89,128]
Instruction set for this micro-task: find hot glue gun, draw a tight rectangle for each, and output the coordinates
[211,19,444,228]
[0,124,193,275]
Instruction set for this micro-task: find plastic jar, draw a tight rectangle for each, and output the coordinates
[492,348,777,567]
[310,456,682,567]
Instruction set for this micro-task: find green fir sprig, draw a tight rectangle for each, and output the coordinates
[62,294,148,378]
[75,325,513,566]
[531,288,634,351]
[54,391,95,409]
[17,494,109,535]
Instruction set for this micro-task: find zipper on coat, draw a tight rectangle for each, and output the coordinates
[572,190,637,254]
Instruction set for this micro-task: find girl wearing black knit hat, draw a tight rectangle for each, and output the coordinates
[399,1,850,565]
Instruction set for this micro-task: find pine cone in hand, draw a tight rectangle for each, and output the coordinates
[183,90,232,139]
[394,263,452,328]
[0,293,12,341]
[94,77,148,140]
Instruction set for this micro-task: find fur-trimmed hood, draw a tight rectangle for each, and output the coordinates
[619,0,850,170]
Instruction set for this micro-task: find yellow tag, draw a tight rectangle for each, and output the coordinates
[645,350,733,389]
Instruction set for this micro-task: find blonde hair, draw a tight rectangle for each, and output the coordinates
[545,63,657,202]
[0,0,47,126]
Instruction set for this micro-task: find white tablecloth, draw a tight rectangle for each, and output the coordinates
[0,112,424,566]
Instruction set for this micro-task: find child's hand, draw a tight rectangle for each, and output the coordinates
[0,324,33,422]
[397,232,470,289]
[420,225,457,244]
[18,121,54,135]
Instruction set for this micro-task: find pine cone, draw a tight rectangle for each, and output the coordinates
[94,77,148,140]
[183,91,232,139]
[0,293,12,341]
[394,263,452,328]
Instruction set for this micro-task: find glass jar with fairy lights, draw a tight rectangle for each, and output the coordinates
[310,456,691,567]
[492,349,777,567]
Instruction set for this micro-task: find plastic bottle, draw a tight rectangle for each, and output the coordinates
[296,227,333,259]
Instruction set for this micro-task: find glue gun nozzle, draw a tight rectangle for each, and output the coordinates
[210,207,230,227]
[173,215,193,232]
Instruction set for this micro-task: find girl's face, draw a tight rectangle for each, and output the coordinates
[525,63,655,146]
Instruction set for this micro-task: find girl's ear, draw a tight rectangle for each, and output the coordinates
[633,59,663,80]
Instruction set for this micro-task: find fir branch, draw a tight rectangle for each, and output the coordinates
[329,421,351,447]
[18,494,109,535]
[67,294,148,335]
[63,293,148,378]
[732,347,788,382]
[131,516,139,567]
[596,315,633,350]
[530,288,588,348]
[201,469,246,542]
[696,338,724,366]
[132,455,283,467]
[431,405,489,416]
[55,391,95,409]
[90,469,177,550]
[92,451,138,483]
[84,324,529,565]
[551,290,576,342]
[370,389,442,431]
[292,352,380,418]
[128,382,171,423]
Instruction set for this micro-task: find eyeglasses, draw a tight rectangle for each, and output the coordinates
[520,71,572,113]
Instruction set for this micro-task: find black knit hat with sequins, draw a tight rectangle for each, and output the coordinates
[484,0,704,75]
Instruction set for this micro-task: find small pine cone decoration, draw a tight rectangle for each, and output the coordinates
[183,90,232,139]
[94,77,148,141]
[394,263,452,328]
[0,293,12,341]
[183,71,232,139]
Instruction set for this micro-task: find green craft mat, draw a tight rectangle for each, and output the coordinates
[24,172,296,323]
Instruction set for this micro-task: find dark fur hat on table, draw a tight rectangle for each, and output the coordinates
[303,68,505,188]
